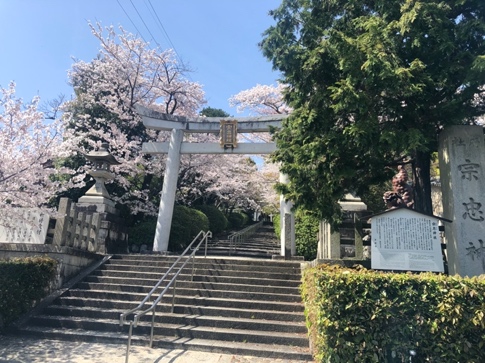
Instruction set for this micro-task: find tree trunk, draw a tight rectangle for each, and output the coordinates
[412,150,433,215]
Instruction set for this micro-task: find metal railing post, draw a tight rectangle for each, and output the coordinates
[191,254,195,281]
[171,279,177,313]
[149,310,156,347]
[125,322,133,363]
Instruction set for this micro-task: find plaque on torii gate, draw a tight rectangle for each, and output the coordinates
[137,105,295,257]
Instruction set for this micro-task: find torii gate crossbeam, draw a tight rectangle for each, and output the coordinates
[137,106,295,257]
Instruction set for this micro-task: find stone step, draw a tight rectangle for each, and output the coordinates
[53,297,305,322]
[73,282,302,303]
[63,289,304,312]
[41,305,307,334]
[89,270,302,287]
[29,315,309,346]
[202,247,279,258]
[82,276,300,295]
[106,254,300,271]
[19,326,312,361]
[106,258,300,273]
[98,264,301,281]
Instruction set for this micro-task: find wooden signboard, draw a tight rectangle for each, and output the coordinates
[371,208,445,272]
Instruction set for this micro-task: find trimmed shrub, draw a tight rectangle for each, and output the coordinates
[195,205,228,235]
[169,205,209,251]
[128,217,157,251]
[0,256,58,330]
[302,264,485,363]
[295,210,319,261]
[273,214,281,238]
[227,211,248,229]
[272,211,318,260]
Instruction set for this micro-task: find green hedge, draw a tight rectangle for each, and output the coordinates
[227,211,249,229]
[302,264,485,363]
[295,210,319,261]
[169,205,209,251]
[0,256,58,330]
[195,205,228,235]
[273,211,319,260]
[128,206,210,252]
[128,217,157,250]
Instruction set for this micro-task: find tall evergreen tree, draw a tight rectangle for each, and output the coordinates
[261,0,485,226]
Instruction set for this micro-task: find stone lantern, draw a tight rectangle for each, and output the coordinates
[78,143,120,213]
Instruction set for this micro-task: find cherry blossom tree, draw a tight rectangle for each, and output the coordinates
[0,82,67,222]
[62,23,206,215]
[62,23,271,218]
[229,82,292,116]
[229,83,292,211]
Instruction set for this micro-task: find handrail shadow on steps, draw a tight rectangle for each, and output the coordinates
[119,230,212,363]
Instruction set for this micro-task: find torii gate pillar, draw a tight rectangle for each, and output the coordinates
[153,129,183,252]
[280,173,295,258]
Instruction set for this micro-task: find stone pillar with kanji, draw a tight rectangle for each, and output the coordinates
[439,126,485,277]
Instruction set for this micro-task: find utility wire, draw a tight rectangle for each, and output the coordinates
[145,0,185,66]
[116,0,148,43]
[129,0,160,46]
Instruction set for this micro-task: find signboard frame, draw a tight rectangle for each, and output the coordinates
[370,207,448,272]
[220,120,238,149]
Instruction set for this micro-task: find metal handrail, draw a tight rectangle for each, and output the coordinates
[120,230,212,363]
[228,221,264,254]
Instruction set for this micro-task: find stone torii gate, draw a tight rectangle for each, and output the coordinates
[137,106,295,257]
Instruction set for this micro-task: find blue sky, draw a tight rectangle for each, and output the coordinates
[0,0,282,115]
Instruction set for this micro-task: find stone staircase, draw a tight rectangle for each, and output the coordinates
[12,226,313,361]
[203,224,281,258]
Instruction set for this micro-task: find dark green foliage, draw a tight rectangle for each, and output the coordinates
[169,205,209,251]
[0,256,58,330]
[195,205,228,235]
[227,212,249,229]
[361,181,392,215]
[199,107,230,117]
[295,210,319,261]
[128,206,210,252]
[273,211,319,260]
[302,264,485,362]
[128,217,157,250]
[261,0,485,226]
[273,214,281,239]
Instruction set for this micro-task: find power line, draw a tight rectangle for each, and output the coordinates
[117,0,192,80]
[129,0,160,46]
[145,0,185,66]
[116,0,148,43]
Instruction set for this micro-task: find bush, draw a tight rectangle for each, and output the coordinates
[295,210,319,261]
[227,211,249,229]
[169,205,209,251]
[128,217,157,251]
[0,256,58,330]
[195,205,228,235]
[302,264,485,363]
[273,214,281,238]
[272,211,318,260]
